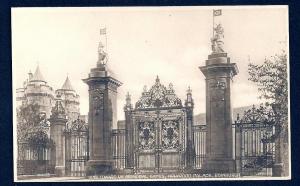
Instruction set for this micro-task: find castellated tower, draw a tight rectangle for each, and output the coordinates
[16,66,81,123]
[16,71,33,107]
[16,87,26,108]
[23,65,55,118]
[55,76,80,123]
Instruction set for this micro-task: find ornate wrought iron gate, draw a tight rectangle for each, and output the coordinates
[235,106,275,176]
[127,77,189,173]
[65,118,89,176]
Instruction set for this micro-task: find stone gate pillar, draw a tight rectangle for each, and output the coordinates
[49,95,67,176]
[83,42,122,175]
[124,93,134,171]
[185,87,195,171]
[199,23,238,173]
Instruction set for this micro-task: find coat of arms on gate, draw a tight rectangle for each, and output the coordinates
[138,121,155,150]
[162,120,180,149]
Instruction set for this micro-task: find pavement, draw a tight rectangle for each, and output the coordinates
[16,176,86,182]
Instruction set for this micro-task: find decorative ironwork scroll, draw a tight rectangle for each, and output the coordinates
[138,121,155,150]
[161,120,180,149]
[135,76,182,109]
[235,105,275,127]
[67,119,88,132]
[128,76,194,173]
[235,105,275,176]
[64,117,89,176]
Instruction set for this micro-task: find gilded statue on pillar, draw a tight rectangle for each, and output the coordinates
[211,23,225,54]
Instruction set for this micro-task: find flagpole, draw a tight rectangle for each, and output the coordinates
[212,10,215,38]
[105,27,108,53]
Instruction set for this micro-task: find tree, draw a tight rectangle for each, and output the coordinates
[248,51,288,134]
[17,103,54,151]
[248,50,288,176]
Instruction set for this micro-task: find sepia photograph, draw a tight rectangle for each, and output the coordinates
[12,6,290,181]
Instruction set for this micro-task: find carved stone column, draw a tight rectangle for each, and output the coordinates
[83,62,122,175]
[200,52,238,173]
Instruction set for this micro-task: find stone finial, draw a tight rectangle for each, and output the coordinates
[185,86,193,107]
[50,95,66,119]
[168,83,174,93]
[143,85,147,92]
[155,75,160,83]
[126,92,131,105]
[124,92,133,111]
[28,70,33,81]
[187,86,192,94]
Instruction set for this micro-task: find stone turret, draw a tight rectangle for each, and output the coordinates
[55,76,80,123]
[16,66,81,124]
[16,87,26,108]
[24,65,55,118]
[16,70,35,108]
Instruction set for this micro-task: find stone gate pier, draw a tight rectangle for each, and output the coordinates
[83,41,122,175]
[200,23,238,173]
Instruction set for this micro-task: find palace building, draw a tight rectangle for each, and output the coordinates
[16,66,80,123]
[16,66,55,118]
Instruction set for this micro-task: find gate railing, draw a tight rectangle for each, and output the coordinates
[64,118,89,177]
[112,129,126,170]
[235,105,276,176]
[17,142,54,175]
[193,124,207,169]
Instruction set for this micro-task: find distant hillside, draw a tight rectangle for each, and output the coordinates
[193,105,257,125]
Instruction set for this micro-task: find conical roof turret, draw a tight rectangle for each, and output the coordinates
[30,65,46,82]
[61,76,74,91]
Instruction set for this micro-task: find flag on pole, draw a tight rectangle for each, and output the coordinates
[100,28,106,35]
[213,9,222,16]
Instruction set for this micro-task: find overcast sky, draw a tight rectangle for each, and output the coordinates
[12,6,288,120]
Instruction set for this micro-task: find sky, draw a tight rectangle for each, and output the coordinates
[12,6,288,120]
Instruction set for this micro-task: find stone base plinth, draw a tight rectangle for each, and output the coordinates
[272,163,284,177]
[55,166,65,177]
[112,168,134,175]
[184,166,197,174]
[202,158,236,173]
[122,168,134,174]
[86,160,115,176]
